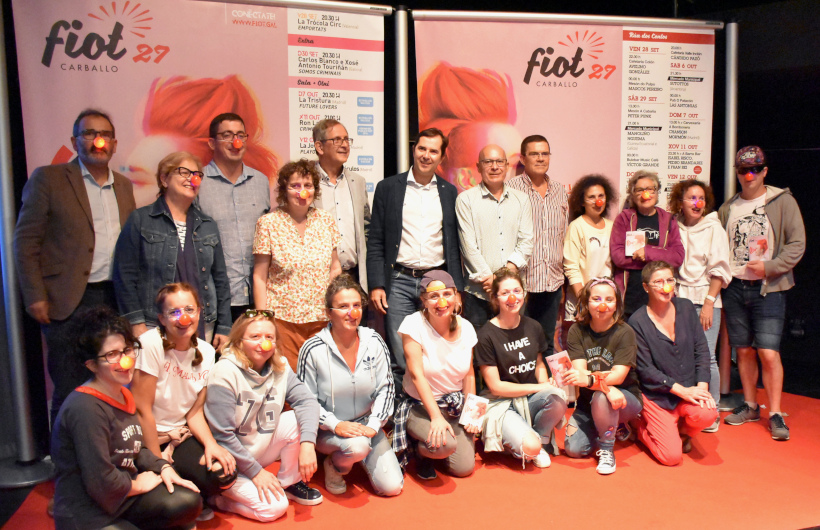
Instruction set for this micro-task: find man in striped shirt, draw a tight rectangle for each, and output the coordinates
[507,135,568,361]
[456,144,533,329]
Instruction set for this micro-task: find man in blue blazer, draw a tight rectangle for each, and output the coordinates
[367,128,463,392]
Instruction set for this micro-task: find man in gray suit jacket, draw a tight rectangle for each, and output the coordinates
[312,119,370,291]
[14,109,136,425]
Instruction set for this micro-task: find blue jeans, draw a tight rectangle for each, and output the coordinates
[695,304,721,404]
[316,428,403,497]
[499,388,568,459]
[385,270,424,394]
[565,390,642,456]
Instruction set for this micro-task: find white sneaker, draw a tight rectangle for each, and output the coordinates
[197,506,214,521]
[532,448,551,468]
[323,456,347,494]
[596,449,616,475]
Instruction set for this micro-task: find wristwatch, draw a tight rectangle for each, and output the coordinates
[705,295,717,303]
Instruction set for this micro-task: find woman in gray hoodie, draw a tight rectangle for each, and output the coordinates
[297,274,402,497]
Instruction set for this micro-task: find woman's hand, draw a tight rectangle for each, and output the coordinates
[632,246,646,261]
[427,416,455,449]
[360,426,378,438]
[700,303,714,331]
[463,422,481,435]
[251,468,284,504]
[160,465,200,494]
[561,368,587,387]
[203,441,236,477]
[298,442,317,483]
[334,421,365,438]
[131,471,162,495]
[606,387,627,409]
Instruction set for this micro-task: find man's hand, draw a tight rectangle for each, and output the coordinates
[746,260,766,279]
[26,301,50,324]
[370,288,388,315]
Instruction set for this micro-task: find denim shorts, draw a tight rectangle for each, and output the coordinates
[721,279,786,351]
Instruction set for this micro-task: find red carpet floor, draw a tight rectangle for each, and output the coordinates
[6,390,820,530]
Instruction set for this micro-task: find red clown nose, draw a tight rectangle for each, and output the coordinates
[190,174,202,188]
[178,313,192,326]
[695,199,704,209]
[232,137,244,150]
[507,294,518,304]
[299,189,310,199]
[260,340,273,352]
[93,137,106,149]
[662,283,674,294]
[641,191,651,200]
[349,308,362,320]
[597,303,608,312]
[744,173,754,182]
[119,355,135,370]
[595,198,605,207]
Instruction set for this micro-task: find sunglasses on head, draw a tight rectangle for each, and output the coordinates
[244,309,275,319]
[738,165,765,175]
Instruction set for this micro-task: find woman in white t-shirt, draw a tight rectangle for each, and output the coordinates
[392,270,479,481]
[132,282,237,519]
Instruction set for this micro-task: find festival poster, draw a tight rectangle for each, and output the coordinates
[414,19,715,208]
[12,0,385,207]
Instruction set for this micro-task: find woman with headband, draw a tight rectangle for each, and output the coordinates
[297,274,403,497]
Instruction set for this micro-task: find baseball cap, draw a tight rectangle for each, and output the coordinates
[736,146,767,168]
[421,270,456,292]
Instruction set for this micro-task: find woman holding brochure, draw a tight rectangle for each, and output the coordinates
[474,268,568,469]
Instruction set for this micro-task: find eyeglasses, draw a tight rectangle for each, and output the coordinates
[79,129,114,141]
[215,131,249,142]
[738,165,765,175]
[330,304,363,312]
[164,305,199,320]
[649,277,677,288]
[322,136,353,146]
[174,167,205,180]
[479,159,507,167]
[98,346,138,364]
[287,184,315,191]
[496,288,524,298]
[425,291,455,302]
[634,187,657,194]
[525,151,551,159]
[244,309,275,319]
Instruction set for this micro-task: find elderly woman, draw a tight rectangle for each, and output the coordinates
[252,159,341,369]
[628,261,718,466]
[392,270,480,480]
[668,179,732,432]
[610,170,684,319]
[114,151,232,349]
[297,274,402,497]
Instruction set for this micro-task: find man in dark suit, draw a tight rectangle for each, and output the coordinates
[14,109,136,425]
[367,128,463,391]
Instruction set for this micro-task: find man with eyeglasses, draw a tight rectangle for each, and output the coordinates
[14,108,136,426]
[507,135,568,362]
[311,119,370,291]
[718,146,805,441]
[456,144,533,328]
[195,113,270,321]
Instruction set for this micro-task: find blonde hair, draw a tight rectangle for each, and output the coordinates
[156,151,203,196]
[623,170,660,210]
[224,313,285,373]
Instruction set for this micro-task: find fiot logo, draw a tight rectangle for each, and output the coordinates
[357,97,374,107]
[357,126,374,136]
[358,156,374,166]
[357,114,374,124]
[523,30,613,84]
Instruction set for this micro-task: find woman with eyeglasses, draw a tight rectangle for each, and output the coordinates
[51,306,202,529]
[296,273,403,497]
[392,270,479,480]
[131,283,237,522]
[628,261,718,466]
[474,268,567,469]
[562,174,617,347]
[252,159,342,370]
[668,180,732,432]
[610,170,684,319]
[205,310,323,521]
[562,277,642,475]
[114,151,232,350]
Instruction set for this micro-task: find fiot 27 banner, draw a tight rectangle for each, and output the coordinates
[414,19,714,207]
[12,0,385,206]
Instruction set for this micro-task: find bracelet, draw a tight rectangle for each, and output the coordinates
[587,374,595,388]
[705,295,717,303]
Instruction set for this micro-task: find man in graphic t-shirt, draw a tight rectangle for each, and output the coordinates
[718,146,805,441]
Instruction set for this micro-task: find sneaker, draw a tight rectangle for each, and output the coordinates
[702,416,720,433]
[680,434,693,454]
[532,448,551,469]
[768,413,790,441]
[725,403,761,425]
[718,392,744,412]
[284,481,323,506]
[415,457,437,480]
[615,422,633,442]
[595,449,616,475]
[197,506,214,521]
[323,456,347,494]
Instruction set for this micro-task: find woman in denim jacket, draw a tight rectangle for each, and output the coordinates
[114,151,232,350]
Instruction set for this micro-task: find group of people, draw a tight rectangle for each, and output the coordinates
[13,107,805,529]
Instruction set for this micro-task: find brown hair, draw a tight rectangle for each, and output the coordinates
[414,128,449,157]
[156,151,203,197]
[623,170,660,210]
[567,174,617,221]
[275,158,321,207]
[155,282,203,367]
[520,134,550,158]
[641,260,675,284]
[312,118,344,143]
[488,267,527,314]
[575,277,624,326]
[224,313,286,374]
[325,273,367,310]
[667,179,715,217]
[421,289,462,333]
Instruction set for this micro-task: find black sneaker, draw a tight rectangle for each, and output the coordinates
[415,457,438,480]
[718,393,744,412]
[284,481,323,506]
[768,413,790,441]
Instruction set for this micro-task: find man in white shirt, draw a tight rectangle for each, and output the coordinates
[456,144,533,328]
[311,119,370,291]
[367,129,463,391]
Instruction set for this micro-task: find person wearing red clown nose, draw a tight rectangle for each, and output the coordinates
[668,179,731,433]
[563,276,641,475]
[196,113,271,322]
[132,283,238,522]
[718,146,805,441]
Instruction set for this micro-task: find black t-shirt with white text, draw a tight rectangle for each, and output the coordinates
[475,316,547,386]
